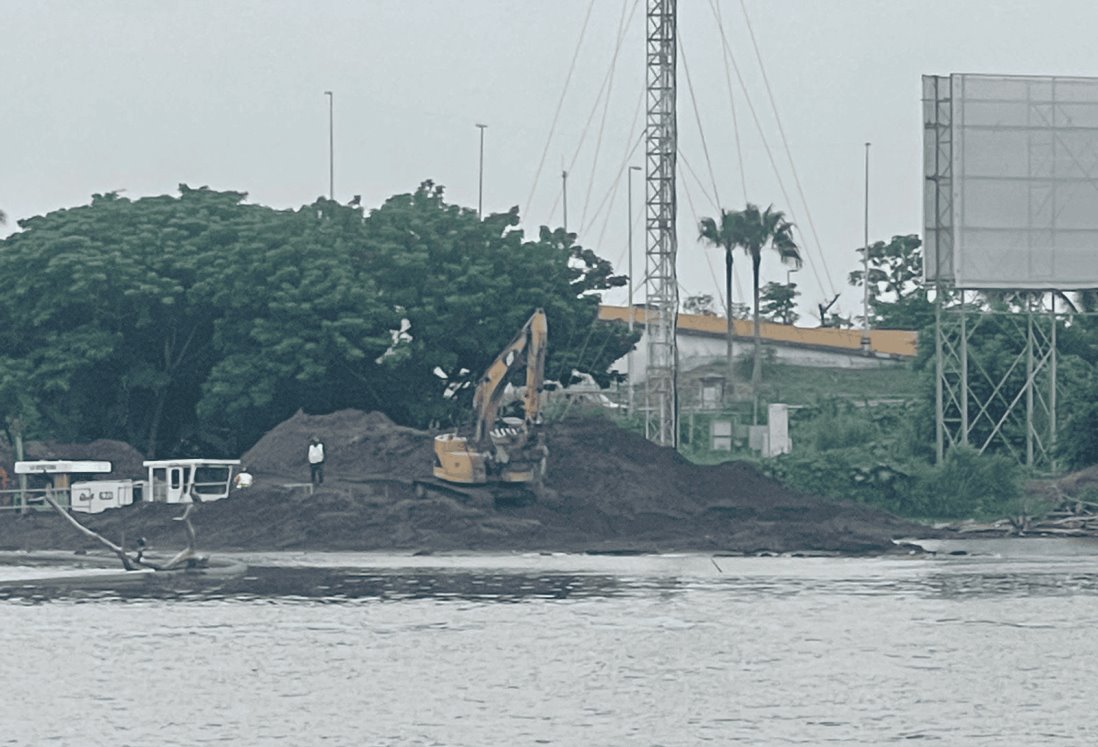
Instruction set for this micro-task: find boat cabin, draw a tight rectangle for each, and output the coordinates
[143,459,241,504]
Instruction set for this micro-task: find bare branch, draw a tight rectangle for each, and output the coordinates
[39,491,161,571]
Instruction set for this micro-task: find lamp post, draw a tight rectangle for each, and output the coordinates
[324,91,334,200]
[862,141,871,352]
[561,169,569,231]
[627,165,642,413]
[476,123,487,218]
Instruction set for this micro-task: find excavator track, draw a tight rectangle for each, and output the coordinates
[412,478,537,509]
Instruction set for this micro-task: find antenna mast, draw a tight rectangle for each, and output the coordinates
[644,0,679,447]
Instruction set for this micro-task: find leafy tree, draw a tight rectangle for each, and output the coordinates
[1057,368,1098,469]
[0,182,636,454]
[760,281,799,325]
[360,182,636,428]
[848,234,933,330]
[0,188,236,453]
[196,197,398,451]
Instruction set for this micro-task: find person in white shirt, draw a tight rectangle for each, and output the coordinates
[308,436,326,486]
[233,467,253,490]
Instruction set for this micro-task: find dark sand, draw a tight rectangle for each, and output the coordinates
[0,410,933,555]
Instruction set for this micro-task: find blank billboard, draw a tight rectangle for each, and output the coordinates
[924,74,1098,289]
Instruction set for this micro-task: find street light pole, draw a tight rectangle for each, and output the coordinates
[862,141,871,352]
[476,123,487,218]
[325,91,334,200]
[627,165,642,413]
[562,169,569,231]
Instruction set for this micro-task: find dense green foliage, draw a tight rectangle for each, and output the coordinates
[759,281,799,325]
[849,234,934,330]
[0,183,636,456]
[759,401,1025,519]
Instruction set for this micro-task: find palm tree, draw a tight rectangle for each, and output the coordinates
[740,204,801,420]
[698,210,743,399]
[701,204,801,422]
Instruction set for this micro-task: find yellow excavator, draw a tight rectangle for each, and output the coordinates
[417,309,548,504]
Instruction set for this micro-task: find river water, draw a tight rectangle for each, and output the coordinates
[1,539,1097,745]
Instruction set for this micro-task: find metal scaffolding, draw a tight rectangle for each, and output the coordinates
[934,291,1059,470]
[643,0,679,447]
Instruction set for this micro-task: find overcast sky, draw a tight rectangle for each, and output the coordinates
[5,1,1098,321]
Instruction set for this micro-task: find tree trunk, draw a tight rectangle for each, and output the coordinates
[145,385,167,459]
[752,251,762,424]
[725,249,734,402]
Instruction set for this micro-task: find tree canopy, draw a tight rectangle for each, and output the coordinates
[848,234,933,330]
[760,281,800,325]
[0,182,636,456]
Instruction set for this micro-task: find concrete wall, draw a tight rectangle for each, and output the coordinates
[615,326,908,384]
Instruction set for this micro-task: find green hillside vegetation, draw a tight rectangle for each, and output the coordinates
[686,359,922,406]
[669,362,1027,521]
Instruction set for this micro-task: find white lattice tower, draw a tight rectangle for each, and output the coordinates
[643,0,678,447]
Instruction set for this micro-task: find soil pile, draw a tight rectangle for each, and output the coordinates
[0,410,932,555]
[0,439,146,481]
[1027,465,1098,506]
[241,409,432,482]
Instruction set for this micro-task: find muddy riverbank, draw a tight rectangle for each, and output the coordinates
[0,410,934,555]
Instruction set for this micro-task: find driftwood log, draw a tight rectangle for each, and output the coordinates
[40,491,205,572]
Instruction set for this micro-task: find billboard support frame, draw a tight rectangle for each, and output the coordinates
[932,287,1061,471]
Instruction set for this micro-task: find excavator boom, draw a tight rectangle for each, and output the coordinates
[427,309,549,498]
[472,309,548,442]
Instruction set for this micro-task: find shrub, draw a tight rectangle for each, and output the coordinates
[906,446,1023,519]
[764,446,1024,520]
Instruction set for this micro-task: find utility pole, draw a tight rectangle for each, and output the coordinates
[476,123,487,218]
[562,169,569,231]
[627,164,642,414]
[325,91,334,200]
[862,141,871,352]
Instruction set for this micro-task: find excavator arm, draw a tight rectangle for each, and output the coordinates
[472,308,548,443]
[428,308,549,493]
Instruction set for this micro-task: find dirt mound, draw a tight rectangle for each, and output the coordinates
[1024,466,1098,516]
[0,439,146,481]
[547,418,822,515]
[537,416,920,552]
[1030,465,1098,498]
[242,409,433,482]
[0,411,933,555]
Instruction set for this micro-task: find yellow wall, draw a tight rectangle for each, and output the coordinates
[598,305,918,359]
